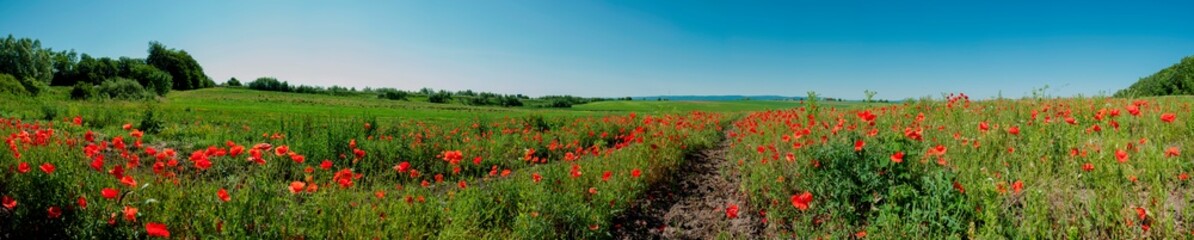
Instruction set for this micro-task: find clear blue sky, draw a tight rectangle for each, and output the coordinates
[3,1,1193,99]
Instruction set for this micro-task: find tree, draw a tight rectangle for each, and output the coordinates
[0,35,54,86]
[226,77,242,87]
[147,41,210,90]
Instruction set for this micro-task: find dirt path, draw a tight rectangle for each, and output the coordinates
[611,132,763,239]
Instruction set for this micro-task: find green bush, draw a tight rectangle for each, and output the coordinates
[378,89,408,100]
[97,77,153,100]
[69,82,96,100]
[0,73,29,96]
[428,91,452,103]
[18,76,49,96]
[226,77,241,87]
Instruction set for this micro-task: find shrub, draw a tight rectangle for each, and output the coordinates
[378,89,408,100]
[18,76,49,96]
[247,77,290,92]
[128,63,172,95]
[69,82,96,100]
[97,77,153,100]
[428,91,453,103]
[0,73,29,96]
[225,77,241,87]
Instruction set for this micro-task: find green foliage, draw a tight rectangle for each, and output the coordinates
[247,77,290,92]
[18,76,49,96]
[428,90,453,103]
[0,73,29,96]
[139,108,165,134]
[377,88,408,100]
[1115,55,1194,97]
[69,82,97,100]
[147,41,211,90]
[225,77,242,87]
[97,77,153,100]
[0,35,54,85]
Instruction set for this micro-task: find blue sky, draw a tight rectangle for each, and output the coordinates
[3,1,1193,99]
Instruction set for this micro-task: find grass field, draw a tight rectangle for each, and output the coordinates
[4,86,1191,239]
[0,87,819,238]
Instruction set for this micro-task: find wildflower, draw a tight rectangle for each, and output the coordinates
[145,222,170,238]
[321,160,333,170]
[1161,113,1176,123]
[289,181,306,194]
[726,203,739,219]
[217,188,230,202]
[2,196,15,209]
[39,162,55,175]
[890,151,904,163]
[123,206,138,222]
[791,191,813,211]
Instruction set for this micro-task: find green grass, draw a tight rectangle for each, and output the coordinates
[572,100,861,112]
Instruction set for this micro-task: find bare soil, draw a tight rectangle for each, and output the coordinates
[611,133,764,239]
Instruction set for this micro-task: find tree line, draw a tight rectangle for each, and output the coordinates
[233,76,608,108]
[1115,55,1194,98]
[0,34,212,100]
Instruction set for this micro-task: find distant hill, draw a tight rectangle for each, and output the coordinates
[1115,56,1194,97]
[633,95,806,101]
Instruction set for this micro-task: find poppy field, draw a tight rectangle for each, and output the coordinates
[2,87,1193,239]
[725,94,1193,239]
[0,87,736,238]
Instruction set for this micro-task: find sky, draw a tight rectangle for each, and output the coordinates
[3,1,1193,100]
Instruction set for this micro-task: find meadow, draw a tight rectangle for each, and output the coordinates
[2,87,1191,239]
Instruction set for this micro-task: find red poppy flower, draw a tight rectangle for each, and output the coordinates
[1082,162,1094,172]
[120,176,138,188]
[953,181,966,194]
[978,122,990,132]
[890,151,904,163]
[725,203,739,219]
[48,206,62,219]
[217,188,230,202]
[289,181,306,194]
[1007,126,1020,135]
[1115,149,1128,163]
[631,169,642,178]
[2,195,15,209]
[854,140,865,152]
[1161,113,1176,123]
[39,162,55,174]
[501,169,511,177]
[532,173,542,183]
[333,169,356,188]
[1166,147,1181,157]
[353,148,366,159]
[457,180,467,189]
[570,164,583,178]
[1012,180,1023,194]
[274,145,289,156]
[791,191,812,211]
[123,206,138,222]
[289,154,305,164]
[1136,207,1147,221]
[17,162,30,174]
[321,160,333,170]
[102,188,119,199]
[229,145,244,157]
[602,171,613,182]
[374,190,385,199]
[393,161,410,173]
[145,222,170,238]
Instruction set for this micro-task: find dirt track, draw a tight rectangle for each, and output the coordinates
[612,132,763,239]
